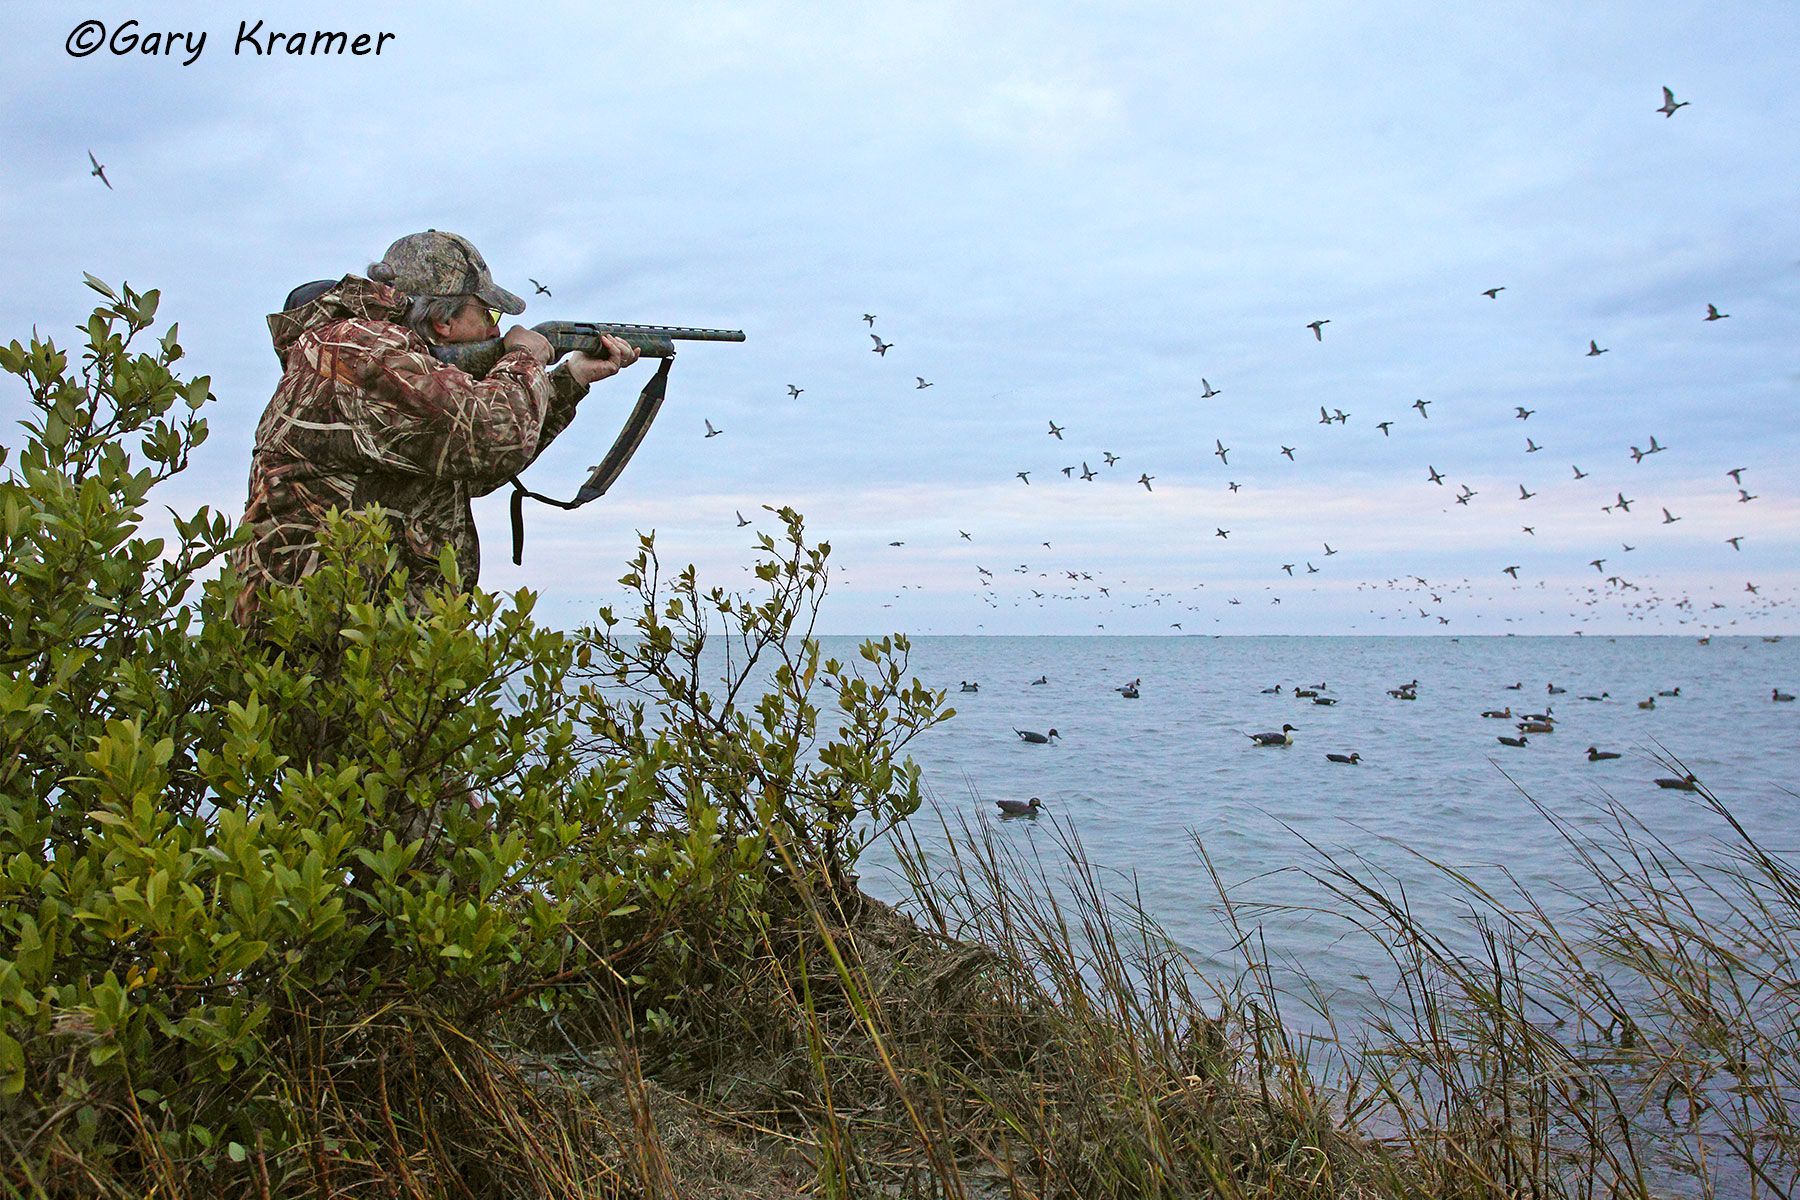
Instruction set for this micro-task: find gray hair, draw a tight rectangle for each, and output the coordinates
[397,293,472,344]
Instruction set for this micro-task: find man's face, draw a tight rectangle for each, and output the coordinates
[433,296,501,344]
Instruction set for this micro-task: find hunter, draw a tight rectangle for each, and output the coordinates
[231,229,638,624]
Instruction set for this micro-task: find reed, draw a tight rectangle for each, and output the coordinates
[10,765,1791,1197]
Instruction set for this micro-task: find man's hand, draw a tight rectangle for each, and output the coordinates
[565,334,642,386]
[502,324,554,365]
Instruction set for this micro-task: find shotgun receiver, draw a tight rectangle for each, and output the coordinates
[431,320,746,377]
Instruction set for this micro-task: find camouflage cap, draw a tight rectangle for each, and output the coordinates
[367,229,527,314]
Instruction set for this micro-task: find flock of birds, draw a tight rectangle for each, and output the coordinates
[677,84,1781,636]
[83,79,1782,639]
[985,662,1795,817]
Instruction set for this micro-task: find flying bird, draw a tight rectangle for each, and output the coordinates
[735,510,751,527]
[1738,489,1758,503]
[1214,440,1230,464]
[1320,406,1334,425]
[786,384,803,397]
[1657,86,1689,117]
[1376,420,1392,436]
[1516,407,1534,420]
[1103,451,1120,466]
[1138,473,1154,491]
[1727,467,1746,484]
[87,150,112,189]
[1201,378,1220,398]
[1413,398,1431,418]
[1306,319,1330,341]
[1572,465,1588,480]
[870,334,893,355]
[1525,438,1541,453]
[1427,466,1445,485]
[1280,446,1295,461]
[1726,536,1743,550]
[1216,528,1230,539]
[1503,566,1520,579]
[916,377,933,389]
[960,530,972,540]
[1282,564,1295,576]
[1227,480,1240,492]
[529,278,552,296]
[1661,507,1680,525]
[1519,485,1536,500]
[1016,471,1031,485]
[1614,492,1632,512]
[1323,543,1337,556]
[704,419,723,438]
[1080,462,1097,481]
[1705,304,1729,321]
[1048,420,1064,439]
[1482,286,1505,299]
[862,313,877,326]
[1587,340,1608,356]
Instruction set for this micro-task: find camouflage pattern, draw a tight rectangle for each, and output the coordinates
[230,275,588,623]
[368,230,526,314]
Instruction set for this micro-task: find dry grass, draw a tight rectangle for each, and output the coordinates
[8,762,1793,1198]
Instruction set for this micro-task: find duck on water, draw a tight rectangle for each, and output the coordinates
[1014,728,1060,744]
[1248,724,1297,747]
[996,797,1043,817]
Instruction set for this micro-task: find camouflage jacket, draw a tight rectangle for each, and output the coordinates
[231,275,588,622]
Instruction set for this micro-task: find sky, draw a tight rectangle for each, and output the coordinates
[3,1,1796,636]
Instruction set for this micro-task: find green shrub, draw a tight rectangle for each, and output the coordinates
[0,281,951,1194]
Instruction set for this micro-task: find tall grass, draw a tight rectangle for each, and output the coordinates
[13,766,1790,1197]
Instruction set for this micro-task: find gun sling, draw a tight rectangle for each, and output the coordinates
[507,356,673,565]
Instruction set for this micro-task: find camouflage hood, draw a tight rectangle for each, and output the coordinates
[267,275,409,362]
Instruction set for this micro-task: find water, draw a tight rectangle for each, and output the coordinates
[843,634,1800,1004]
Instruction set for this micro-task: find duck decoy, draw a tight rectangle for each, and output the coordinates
[1326,752,1361,764]
[1030,675,1049,686]
[1586,746,1622,761]
[1260,684,1283,694]
[1505,682,1523,691]
[996,797,1043,817]
[1580,692,1610,702]
[1119,686,1140,699]
[1481,708,1513,719]
[1548,683,1566,694]
[1497,735,1529,747]
[959,681,980,693]
[1654,774,1699,791]
[1774,689,1794,702]
[1014,728,1060,744]
[1248,724,1298,747]
[1312,696,1337,706]
[1637,697,1656,710]
[1657,687,1680,697]
[1518,721,1555,734]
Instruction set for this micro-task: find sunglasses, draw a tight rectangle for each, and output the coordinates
[457,298,504,327]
